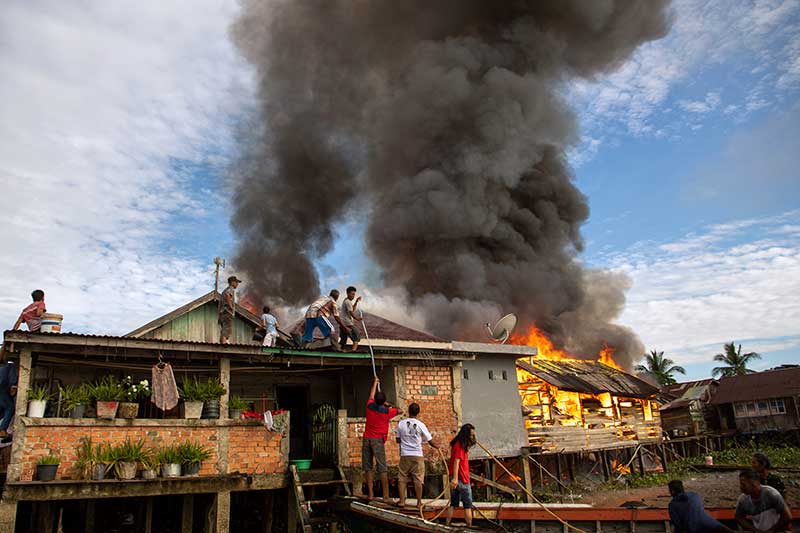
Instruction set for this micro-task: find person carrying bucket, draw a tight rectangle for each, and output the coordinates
[12,289,46,332]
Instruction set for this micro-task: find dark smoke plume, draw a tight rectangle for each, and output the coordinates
[229,1,672,368]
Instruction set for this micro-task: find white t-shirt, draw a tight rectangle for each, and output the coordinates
[396,417,433,457]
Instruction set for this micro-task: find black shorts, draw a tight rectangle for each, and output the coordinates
[341,325,360,343]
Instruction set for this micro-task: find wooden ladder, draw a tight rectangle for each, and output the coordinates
[290,465,352,532]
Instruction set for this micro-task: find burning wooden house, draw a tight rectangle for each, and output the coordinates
[516,358,661,453]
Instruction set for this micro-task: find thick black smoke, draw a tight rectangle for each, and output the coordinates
[229,1,672,367]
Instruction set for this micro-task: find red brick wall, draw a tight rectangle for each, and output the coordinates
[16,420,286,482]
[346,365,458,468]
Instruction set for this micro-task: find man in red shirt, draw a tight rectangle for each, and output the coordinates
[446,423,476,527]
[13,290,46,332]
[362,376,402,503]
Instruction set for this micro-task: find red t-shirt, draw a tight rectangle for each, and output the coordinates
[449,441,470,483]
[21,301,46,331]
[363,399,398,441]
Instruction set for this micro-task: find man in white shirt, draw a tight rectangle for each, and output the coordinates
[396,402,440,511]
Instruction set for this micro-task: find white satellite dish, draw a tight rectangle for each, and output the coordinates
[486,313,518,344]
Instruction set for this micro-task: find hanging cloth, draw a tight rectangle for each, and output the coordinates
[151,362,179,411]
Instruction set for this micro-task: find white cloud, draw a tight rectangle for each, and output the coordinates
[599,211,800,367]
[0,2,252,334]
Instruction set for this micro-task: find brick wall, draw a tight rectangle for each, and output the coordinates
[345,365,458,469]
[13,418,287,482]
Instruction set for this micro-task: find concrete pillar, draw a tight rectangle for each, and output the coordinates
[0,501,18,533]
[215,491,231,533]
[336,410,348,467]
[451,363,463,427]
[219,357,231,418]
[181,495,194,533]
[6,346,33,484]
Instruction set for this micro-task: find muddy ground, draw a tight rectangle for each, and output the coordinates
[584,470,800,509]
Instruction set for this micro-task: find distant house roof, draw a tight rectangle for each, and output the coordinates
[126,291,261,338]
[659,379,718,411]
[710,367,800,405]
[516,359,658,399]
[660,379,716,399]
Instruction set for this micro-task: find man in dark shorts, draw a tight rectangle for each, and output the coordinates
[218,276,241,344]
[339,286,362,351]
[362,376,401,502]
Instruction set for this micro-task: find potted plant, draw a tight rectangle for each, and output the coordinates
[201,377,226,419]
[228,395,248,420]
[140,450,157,480]
[93,443,113,480]
[60,384,91,418]
[36,454,60,481]
[27,385,54,417]
[177,441,211,476]
[75,437,100,480]
[109,439,145,480]
[178,378,205,419]
[156,446,181,478]
[118,376,151,419]
[91,376,123,419]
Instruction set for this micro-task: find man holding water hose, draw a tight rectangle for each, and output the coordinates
[362,375,402,503]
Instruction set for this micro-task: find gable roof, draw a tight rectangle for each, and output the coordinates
[126,291,262,338]
[516,358,658,399]
[710,366,800,405]
[660,379,716,399]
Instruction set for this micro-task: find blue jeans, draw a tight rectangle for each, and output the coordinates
[0,389,14,431]
[450,481,473,509]
[302,317,332,343]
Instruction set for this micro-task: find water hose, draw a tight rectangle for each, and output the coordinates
[360,310,379,391]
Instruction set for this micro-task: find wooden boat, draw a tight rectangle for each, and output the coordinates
[337,498,494,532]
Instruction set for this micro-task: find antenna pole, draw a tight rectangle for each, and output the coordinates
[213,257,225,293]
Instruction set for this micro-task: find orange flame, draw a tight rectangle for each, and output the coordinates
[598,343,622,370]
[238,295,260,316]
[510,325,622,368]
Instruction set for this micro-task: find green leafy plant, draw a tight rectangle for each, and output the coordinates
[75,437,98,478]
[155,445,181,466]
[104,439,146,477]
[90,376,124,402]
[200,378,226,401]
[177,442,211,465]
[228,395,248,410]
[28,385,55,402]
[178,378,205,402]
[121,376,151,402]
[60,384,92,411]
[140,449,157,471]
[37,454,60,465]
[312,403,336,425]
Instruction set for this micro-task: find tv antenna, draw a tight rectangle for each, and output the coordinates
[213,257,226,293]
[486,313,517,344]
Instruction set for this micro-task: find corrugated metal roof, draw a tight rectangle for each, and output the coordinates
[660,379,715,399]
[516,359,658,399]
[710,366,800,404]
[291,311,445,343]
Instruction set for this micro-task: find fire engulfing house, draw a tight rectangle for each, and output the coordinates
[659,379,720,437]
[710,366,800,434]
[516,358,661,453]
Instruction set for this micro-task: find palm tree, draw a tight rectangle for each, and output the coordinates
[712,342,760,377]
[634,350,686,386]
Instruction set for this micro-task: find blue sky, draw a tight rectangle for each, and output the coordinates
[1,0,798,380]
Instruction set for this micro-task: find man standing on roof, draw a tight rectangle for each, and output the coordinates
[218,276,241,344]
[301,290,348,350]
[339,286,362,352]
[363,375,402,503]
[12,289,46,332]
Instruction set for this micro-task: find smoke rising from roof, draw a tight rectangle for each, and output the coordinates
[229,0,672,368]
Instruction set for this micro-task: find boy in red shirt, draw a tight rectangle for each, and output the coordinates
[13,290,46,332]
[362,376,402,502]
[446,423,476,527]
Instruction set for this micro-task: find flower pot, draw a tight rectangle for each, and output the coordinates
[181,462,201,476]
[141,468,157,480]
[182,401,203,419]
[96,401,119,419]
[36,464,59,481]
[117,402,139,419]
[92,464,107,480]
[116,461,137,480]
[229,408,242,420]
[161,463,181,478]
[202,400,220,419]
[27,400,47,418]
[69,404,86,419]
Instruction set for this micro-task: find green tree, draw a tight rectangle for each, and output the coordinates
[634,350,686,386]
[712,342,760,377]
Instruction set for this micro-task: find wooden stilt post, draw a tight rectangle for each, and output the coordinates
[601,450,610,481]
[637,447,646,476]
[145,498,154,533]
[522,455,534,504]
[263,490,274,533]
[182,495,194,533]
[567,454,576,485]
[554,455,563,493]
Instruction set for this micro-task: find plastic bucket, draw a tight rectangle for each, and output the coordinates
[40,313,63,333]
[202,400,220,419]
[291,459,312,471]
[37,464,59,481]
[705,455,713,466]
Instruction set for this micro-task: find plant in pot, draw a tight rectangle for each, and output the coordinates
[118,376,151,419]
[60,384,91,418]
[108,439,145,480]
[156,446,181,478]
[91,376,123,419]
[27,385,54,417]
[140,449,158,480]
[75,437,102,480]
[228,395,248,420]
[178,378,205,419]
[36,454,60,481]
[201,378,226,419]
[177,441,211,476]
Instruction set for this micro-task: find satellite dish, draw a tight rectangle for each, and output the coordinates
[486,313,517,344]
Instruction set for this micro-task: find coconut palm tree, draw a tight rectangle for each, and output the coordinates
[712,342,760,377]
[634,350,686,386]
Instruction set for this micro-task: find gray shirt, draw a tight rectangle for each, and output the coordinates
[220,286,236,315]
[736,485,787,531]
[341,298,357,326]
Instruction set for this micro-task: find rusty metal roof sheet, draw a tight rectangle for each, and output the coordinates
[516,359,658,399]
[710,366,800,404]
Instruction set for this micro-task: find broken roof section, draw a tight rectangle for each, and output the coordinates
[659,379,717,411]
[710,366,800,405]
[516,358,658,399]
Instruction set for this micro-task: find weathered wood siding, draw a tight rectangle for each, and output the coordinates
[140,301,256,344]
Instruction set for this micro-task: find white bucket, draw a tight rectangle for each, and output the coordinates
[40,313,63,333]
[705,455,713,466]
